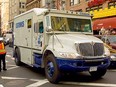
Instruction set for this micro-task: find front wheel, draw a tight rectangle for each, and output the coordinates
[44,54,61,84]
[90,69,107,78]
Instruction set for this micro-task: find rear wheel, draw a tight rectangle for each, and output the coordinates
[14,48,22,66]
[90,69,107,78]
[44,54,61,84]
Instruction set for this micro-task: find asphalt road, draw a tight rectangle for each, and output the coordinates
[0,46,116,87]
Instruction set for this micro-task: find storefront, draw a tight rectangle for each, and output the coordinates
[93,17,116,30]
[93,17,116,35]
[87,0,116,35]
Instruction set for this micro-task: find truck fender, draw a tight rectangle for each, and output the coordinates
[42,50,54,68]
[14,46,22,66]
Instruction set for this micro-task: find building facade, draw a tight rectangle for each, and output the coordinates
[26,0,66,11]
[0,4,1,35]
[66,0,89,12]
[9,0,26,31]
[0,0,9,33]
[26,0,43,11]
[26,0,116,34]
[65,0,116,34]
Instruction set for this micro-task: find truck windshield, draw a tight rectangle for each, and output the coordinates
[51,16,92,33]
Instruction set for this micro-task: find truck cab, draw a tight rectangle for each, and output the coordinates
[13,8,110,84]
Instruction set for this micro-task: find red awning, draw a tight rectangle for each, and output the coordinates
[93,17,116,30]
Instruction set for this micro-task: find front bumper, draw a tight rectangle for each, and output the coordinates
[57,57,110,72]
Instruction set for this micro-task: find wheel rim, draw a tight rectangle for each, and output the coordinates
[47,61,55,78]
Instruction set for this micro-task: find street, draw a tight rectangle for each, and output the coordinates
[0,46,116,87]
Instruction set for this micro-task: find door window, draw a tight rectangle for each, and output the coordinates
[34,22,43,33]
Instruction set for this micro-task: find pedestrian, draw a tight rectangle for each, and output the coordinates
[0,38,7,72]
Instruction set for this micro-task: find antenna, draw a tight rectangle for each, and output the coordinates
[52,29,63,50]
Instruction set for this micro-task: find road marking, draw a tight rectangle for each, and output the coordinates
[60,82,116,87]
[6,60,8,63]
[7,66,19,70]
[11,57,15,60]
[6,54,14,60]
[6,55,12,58]
[108,69,116,72]
[29,79,40,81]
[26,79,48,87]
[0,85,4,87]
[2,76,27,80]
[7,64,17,67]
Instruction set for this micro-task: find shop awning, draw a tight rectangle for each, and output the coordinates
[93,17,116,30]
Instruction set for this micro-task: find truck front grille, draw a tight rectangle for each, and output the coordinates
[93,43,104,56]
[77,43,104,56]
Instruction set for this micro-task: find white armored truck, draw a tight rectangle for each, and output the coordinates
[13,8,110,83]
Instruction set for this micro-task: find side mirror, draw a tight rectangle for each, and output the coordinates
[46,26,53,32]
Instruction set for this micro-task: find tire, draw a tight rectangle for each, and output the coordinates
[44,54,61,84]
[14,48,22,66]
[90,69,107,78]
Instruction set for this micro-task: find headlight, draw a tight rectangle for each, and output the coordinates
[110,55,116,61]
[111,55,116,59]
[104,47,110,56]
[59,52,81,59]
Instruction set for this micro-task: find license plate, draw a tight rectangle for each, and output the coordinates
[89,67,97,72]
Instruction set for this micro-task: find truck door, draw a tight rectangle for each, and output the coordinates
[33,21,44,53]
[25,18,32,47]
[21,18,32,64]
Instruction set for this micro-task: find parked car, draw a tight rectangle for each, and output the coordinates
[95,35,116,52]
[104,43,116,67]
[95,35,116,67]
[3,32,12,46]
[101,35,116,50]
[9,37,13,47]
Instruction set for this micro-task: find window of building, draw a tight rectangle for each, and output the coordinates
[12,22,14,29]
[85,0,89,2]
[86,8,90,12]
[77,0,80,4]
[70,0,80,6]
[61,1,65,10]
[51,1,56,9]
[9,23,11,28]
[19,2,26,9]
[22,5,25,9]
[86,5,102,12]
[19,2,21,8]
[70,0,74,6]
[108,2,116,8]
[76,9,82,12]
